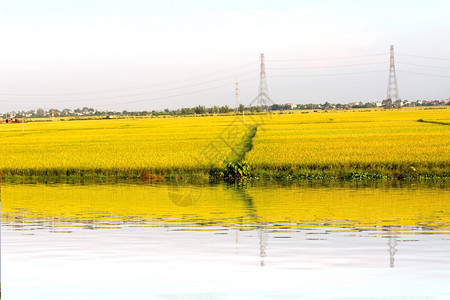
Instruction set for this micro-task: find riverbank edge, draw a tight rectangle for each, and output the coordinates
[1,164,448,184]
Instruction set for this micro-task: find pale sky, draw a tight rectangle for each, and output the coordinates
[1,0,449,112]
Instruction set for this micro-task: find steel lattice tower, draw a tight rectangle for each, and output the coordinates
[235,78,240,111]
[256,53,273,107]
[387,45,400,101]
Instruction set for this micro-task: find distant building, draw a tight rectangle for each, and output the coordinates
[285,103,297,109]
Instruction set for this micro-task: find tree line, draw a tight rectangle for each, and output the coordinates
[2,99,449,119]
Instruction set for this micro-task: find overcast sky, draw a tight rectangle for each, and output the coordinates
[1,0,449,113]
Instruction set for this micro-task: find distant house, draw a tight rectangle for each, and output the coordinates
[285,103,297,109]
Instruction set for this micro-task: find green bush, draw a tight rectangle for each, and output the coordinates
[223,162,252,180]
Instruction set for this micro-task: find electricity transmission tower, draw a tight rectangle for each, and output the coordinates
[235,78,240,111]
[256,53,273,108]
[236,78,245,124]
[386,45,400,102]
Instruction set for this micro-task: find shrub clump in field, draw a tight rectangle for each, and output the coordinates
[222,162,252,180]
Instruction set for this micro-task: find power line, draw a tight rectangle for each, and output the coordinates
[101,84,232,106]
[2,51,449,112]
[267,53,388,62]
[3,71,258,103]
[268,61,388,70]
[94,78,258,108]
[268,70,386,77]
[397,70,450,78]
[396,53,450,62]
[3,78,257,109]
[0,62,258,97]
[396,62,450,70]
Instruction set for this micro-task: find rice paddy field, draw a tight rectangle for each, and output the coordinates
[246,107,450,179]
[0,116,248,178]
[0,107,449,181]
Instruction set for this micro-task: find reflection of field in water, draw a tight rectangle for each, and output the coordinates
[2,182,450,299]
[2,183,449,232]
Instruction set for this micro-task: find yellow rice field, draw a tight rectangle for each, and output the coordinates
[0,107,449,179]
[0,116,247,175]
[245,108,450,175]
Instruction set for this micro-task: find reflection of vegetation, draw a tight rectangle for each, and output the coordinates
[224,183,257,220]
[2,183,449,233]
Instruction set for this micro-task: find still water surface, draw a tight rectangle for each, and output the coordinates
[2,182,450,299]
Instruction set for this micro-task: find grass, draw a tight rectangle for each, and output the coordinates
[0,107,449,182]
[223,125,258,164]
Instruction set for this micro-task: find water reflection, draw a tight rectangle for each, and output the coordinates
[259,226,268,267]
[2,183,449,263]
[2,182,450,299]
[388,236,398,268]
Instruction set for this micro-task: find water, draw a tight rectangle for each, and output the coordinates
[2,182,450,299]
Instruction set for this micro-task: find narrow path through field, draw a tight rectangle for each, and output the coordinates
[222,125,258,165]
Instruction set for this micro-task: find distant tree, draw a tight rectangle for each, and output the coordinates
[382,99,393,108]
[271,104,283,110]
[194,105,207,114]
[219,105,231,113]
[180,107,194,115]
[36,108,45,116]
